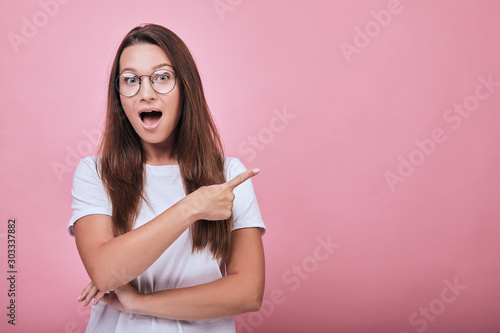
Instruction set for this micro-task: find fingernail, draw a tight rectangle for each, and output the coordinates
[253,168,260,174]
[77,296,81,301]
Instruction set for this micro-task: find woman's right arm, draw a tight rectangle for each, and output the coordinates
[74,195,194,293]
[73,168,258,293]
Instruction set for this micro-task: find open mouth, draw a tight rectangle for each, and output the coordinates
[140,110,163,126]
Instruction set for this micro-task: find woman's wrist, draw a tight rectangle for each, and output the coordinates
[131,292,146,315]
[177,192,203,223]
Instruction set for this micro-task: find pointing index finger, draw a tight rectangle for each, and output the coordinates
[226,168,260,190]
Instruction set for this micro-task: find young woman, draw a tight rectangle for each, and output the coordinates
[67,23,266,332]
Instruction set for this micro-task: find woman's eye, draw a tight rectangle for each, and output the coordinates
[122,73,139,85]
[123,76,138,85]
[156,74,169,82]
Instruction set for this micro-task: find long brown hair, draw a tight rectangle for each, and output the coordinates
[98,24,231,260]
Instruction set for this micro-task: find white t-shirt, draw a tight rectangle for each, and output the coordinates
[67,155,266,333]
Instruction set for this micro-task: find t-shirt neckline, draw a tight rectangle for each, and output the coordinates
[145,163,180,176]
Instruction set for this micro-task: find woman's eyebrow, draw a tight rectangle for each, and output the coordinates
[153,63,173,70]
[120,63,174,73]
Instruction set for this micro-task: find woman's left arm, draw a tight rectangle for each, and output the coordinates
[104,227,265,320]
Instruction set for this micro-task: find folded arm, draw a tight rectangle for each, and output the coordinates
[74,197,195,292]
[102,227,265,320]
[74,168,259,293]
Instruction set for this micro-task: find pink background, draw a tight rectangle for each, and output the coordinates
[1,0,500,332]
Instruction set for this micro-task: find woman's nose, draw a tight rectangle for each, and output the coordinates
[138,77,156,100]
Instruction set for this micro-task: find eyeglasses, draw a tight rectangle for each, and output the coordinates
[115,69,179,97]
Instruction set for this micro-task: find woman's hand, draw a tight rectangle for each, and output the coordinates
[101,283,142,314]
[77,281,108,306]
[186,169,259,221]
[78,280,142,314]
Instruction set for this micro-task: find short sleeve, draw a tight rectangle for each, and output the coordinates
[67,156,112,237]
[224,157,266,236]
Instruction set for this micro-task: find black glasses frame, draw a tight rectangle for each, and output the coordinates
[115,69,179,97]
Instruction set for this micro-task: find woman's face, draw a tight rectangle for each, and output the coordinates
[118,43,182,155]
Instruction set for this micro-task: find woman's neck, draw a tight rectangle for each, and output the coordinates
[142,139,178,166]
